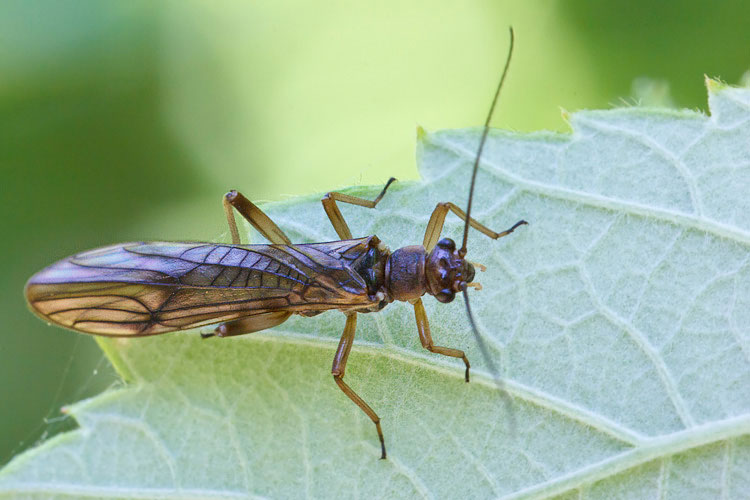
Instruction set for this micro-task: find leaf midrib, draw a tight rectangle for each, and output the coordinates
[60,332,750,500]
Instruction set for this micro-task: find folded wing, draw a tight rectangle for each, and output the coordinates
[26,241,373,336]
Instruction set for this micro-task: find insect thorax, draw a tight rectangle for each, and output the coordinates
[384,245,427,302]
[350,236,391,312]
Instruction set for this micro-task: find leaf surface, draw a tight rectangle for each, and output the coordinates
[2,79,749,499]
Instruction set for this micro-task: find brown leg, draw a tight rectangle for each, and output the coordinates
[422,201,527,251]
[201,311,293,339]
[332,313,386,459]
[321,177,396,240]
[412,297,471,382]
[222,190,292,245]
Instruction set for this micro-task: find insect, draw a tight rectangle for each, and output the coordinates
[25,28,525,460]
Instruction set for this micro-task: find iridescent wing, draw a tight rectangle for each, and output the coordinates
[26,238,377,337]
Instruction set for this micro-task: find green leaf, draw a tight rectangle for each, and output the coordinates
[2,78,749,499]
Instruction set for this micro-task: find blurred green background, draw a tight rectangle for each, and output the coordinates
[2,0,750,464]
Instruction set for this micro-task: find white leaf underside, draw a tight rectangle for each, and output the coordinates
[1,79,749,499]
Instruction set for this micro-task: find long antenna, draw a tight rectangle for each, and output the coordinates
[459,26,515,256]
[462,283,517,435]
[460,27,518,434]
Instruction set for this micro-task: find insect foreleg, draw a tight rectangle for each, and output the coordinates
[412,297,471,382]
[223,190,292,245]
[332,312,386,459]
[422,201,527,252]
[321,177,396,239]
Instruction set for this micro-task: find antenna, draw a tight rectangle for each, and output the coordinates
[459,26,515,256]
[460,27,518,434]
[462,283,517,434]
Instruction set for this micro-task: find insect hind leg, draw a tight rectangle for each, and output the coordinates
[321,177,396,240]
[223,190,292,245]
[201,311,292,339]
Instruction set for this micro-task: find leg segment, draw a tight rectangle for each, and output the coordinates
[322,177,396,239]
[332,313,386,459]
[223,190,292,245]
[201,311,293,338]
[422,201,527,252]
[412,297,471,382]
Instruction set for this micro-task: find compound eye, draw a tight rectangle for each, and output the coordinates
[437,238,456,252]
[464,263,475,283]
[435,288,456,303]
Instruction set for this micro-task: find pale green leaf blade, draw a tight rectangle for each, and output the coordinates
[1,79,749,499]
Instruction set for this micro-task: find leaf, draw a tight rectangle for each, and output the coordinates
[2,78,749,499]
